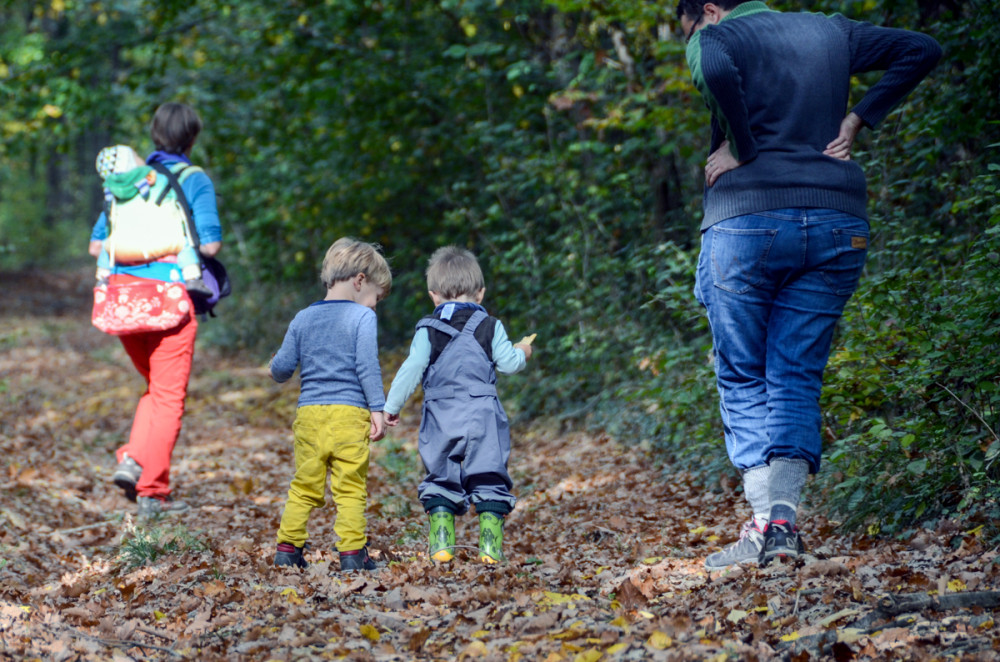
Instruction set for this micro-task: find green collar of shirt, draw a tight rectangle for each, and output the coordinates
[720,1,774,24]
[685,2,776,159]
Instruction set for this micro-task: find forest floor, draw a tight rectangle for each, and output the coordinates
[1,268,999,661]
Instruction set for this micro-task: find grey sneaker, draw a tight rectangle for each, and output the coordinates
[758,520,802,567]
[136,495,190,519]
[112,454,142,502]
[704,520,764,570]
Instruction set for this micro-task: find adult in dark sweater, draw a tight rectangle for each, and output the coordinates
[676,0,940,569]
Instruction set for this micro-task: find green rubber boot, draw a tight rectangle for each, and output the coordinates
[478,512,504,564]
[428,507,455,563]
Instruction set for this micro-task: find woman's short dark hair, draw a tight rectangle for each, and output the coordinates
[150,102,202,154]
[676,0,748,21]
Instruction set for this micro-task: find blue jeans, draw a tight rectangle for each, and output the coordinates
[694,208,869,473]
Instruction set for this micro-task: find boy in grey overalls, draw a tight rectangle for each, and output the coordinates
[385,246,534,563]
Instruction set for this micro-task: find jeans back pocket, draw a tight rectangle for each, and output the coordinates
[710,227,778,294]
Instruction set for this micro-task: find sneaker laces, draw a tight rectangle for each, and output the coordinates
[737,519,761,541]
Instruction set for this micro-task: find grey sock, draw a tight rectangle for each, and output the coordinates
[742,465,771,529]
[768,458,810,526]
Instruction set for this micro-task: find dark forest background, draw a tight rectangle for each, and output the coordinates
[2,0,998,539]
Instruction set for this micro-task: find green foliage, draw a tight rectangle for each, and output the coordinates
[821,161,1000,535]
[118,522,210,570]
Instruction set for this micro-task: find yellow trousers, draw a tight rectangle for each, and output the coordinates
[276,405,371,552]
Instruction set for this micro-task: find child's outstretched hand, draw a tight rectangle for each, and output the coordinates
[386,412,400,427]
[370,411,386,442]
[516,332,536,360]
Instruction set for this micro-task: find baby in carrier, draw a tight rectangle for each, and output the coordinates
[94,144,209,298]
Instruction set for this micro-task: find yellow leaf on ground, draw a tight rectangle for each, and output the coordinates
[458,640,488,659]
[818,608,859,627]
[780,631,800,642]
[727,609,748,623]
[947,579,967,592]
[638,611,655,619]
[540,591,590,605]
[360,624,380,642]
[472,629,489,638]
[689,525,707,535]
[280,588,303,605]
[153,611,166,621]
[606,643,627,654]
[573,649,602,662]
[642,556,663,565]
[648,631,672,649]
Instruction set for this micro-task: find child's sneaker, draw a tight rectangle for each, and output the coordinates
[758,520,803,567]
[274,542,308,569]
[112,453,142,502]
[478,512,504,564]
[428,507,456,563]
[339,546,378,572]
[704,520,764,570]
[136,495,190,519]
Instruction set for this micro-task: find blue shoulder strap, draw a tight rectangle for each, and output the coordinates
[416,317,458,336]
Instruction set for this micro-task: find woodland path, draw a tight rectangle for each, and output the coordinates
[1,269,998,660]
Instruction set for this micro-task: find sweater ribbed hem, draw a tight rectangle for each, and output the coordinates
[700,187,869,230]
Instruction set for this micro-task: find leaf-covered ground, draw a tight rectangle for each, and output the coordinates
[2,269,999,661]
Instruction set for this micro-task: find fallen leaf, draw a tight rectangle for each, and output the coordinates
[458,640,488,659]
[648,631,673,649]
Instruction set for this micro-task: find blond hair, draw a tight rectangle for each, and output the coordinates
[321,238,392,294]
[426,246,485,300]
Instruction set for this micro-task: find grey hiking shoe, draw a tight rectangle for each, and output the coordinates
[136,495,190,519]
[758,520,803,567]
[704,520,764,570]
[112,454,142,502]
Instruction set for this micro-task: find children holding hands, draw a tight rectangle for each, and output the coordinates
[384,246,533,564]
[269,241,532,571]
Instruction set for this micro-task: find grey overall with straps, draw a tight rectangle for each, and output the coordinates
[416,309,515,515]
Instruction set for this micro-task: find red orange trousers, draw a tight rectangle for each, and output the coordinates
[116,315,198,498]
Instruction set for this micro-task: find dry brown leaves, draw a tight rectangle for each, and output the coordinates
[1,269,999,660]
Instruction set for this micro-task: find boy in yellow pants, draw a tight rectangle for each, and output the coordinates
[269,238,392,571]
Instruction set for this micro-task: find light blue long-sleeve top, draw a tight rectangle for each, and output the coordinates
[270,300,385,411]
[384,311,526,415]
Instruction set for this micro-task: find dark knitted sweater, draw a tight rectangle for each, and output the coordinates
[686,1,941,229]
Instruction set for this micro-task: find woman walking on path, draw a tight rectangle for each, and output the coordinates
[88,102,222,518]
